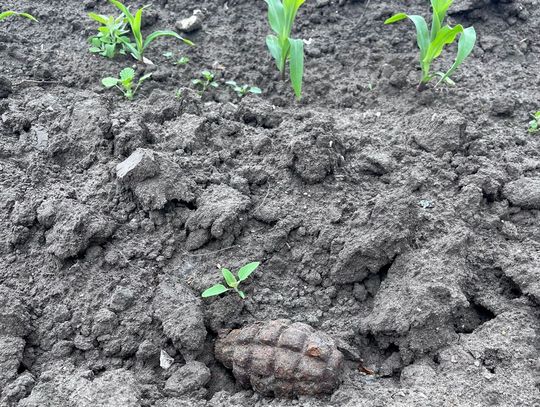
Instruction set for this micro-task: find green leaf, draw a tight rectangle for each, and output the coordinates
[237,290,246,299]
[289,38,304,100]
[430,0,453,40]
[250,87,262,94]
[120,67,135,81]
[265,0,285,35]
[139,73,152,84]
[437,26,476,86]
[266,35,284,72]
[88,12,108,25]
[222,268,238,288]
[225,80,237,86]
[424,24,464,64]
[102,77,119,88]
[143,30,193,50]
[201,284,228,298]
[109,0,133,21]
[237,262,260,282]
[384,13,408,24]
[0,11,37,22]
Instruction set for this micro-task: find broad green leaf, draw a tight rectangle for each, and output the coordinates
[225,80,237,86]
[384,13,408,24]
[201,284,228,298]
[250,87,262,94]
[424,24,464,63]
[109,0,133,21]
[265,0,285,35]
[237,262,260,282]
[222,268,238,287]
[120,67,135,81]
[266,35,284,72]
[385,14,429,63]
[437,26,476,85]
[102,77,119,88]
[88,12,108,25]
[143,30,193,50]
[289,38,304,100]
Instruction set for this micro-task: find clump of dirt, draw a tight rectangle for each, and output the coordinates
[1,0,540,406]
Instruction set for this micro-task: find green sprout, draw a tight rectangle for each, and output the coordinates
[529,111,540,134]
[226,81,262,98]
[385,0,476,91]
[0,10,37,22]
[192,70,219,94]
[202,262,261,299]
[109,0,193,64]
[163,51,190,66]
[102,67,151,100]
[264,0,305,100]
[88,13,129,58]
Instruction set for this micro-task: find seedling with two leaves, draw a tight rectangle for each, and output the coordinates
[109,0,193,64]
[192,70,219,94]
[102,67,151,100]
[202,262,260,299]
[265,0,305,100]
[385,0,476,91]
[88,13,129,58]
[529,111,540,134]
[226,81,262,98]
[0,10,37,22]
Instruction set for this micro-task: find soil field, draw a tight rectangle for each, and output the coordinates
[1,0,540,406]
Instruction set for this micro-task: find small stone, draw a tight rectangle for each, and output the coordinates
[116,148,159,184]
[136,340,160,362]
[109,287,135,312]
[503,178,540,209]
[164,361,211,396]
[176,10,203,33]
[92,308,118,336]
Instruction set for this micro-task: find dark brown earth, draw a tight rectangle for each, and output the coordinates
[1,0,540,406]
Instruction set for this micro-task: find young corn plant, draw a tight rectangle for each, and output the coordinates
[385,0,476,91]
[529,111,540,134]
[192,70,218,94]
[202,262,260,299]
[0,10,37,22]
[88,13,129,58]
[102,67,151,100]
[109,0,193,64]
[265,0,305,100]
[226,81,262,98]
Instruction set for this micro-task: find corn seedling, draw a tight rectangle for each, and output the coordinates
[226,81,262,98]
[102,67,151,100]
[385,0,476,91]
[88,13,129,58]
[109,0,193,64]
[192,70,218,94]
[202,262,260,299]
[529,112,540,134]
[264,0,305,100]
[0,10,37,22]
[163,51,190,66]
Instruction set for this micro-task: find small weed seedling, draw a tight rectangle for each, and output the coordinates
[192,70,218,94]
[385,0,476,91]
[163,51,190,66]
[265,0,305,100]
[88,13,129,58]
[109,0,193,64]
[102,67,151,100]
[0,10,37,22]
[202,262,260,299]
[529,111,540,133]
[226,81,262,98]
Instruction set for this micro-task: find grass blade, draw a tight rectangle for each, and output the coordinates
[437,26,476,85]
[289,38,304,100]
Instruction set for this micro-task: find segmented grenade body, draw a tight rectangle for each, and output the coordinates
[215,319,344,397]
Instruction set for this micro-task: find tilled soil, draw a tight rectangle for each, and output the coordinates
[1,0,540,406]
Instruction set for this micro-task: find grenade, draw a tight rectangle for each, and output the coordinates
[215,319,344,397]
